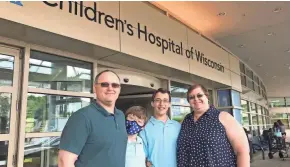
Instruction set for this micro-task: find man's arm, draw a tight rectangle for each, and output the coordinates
[58,150,78,167]
[58,112,90,167]
[219,112,250,167]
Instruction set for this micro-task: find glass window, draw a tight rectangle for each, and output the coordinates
[29,51,92,93]
[241,100,248,113]
[24,137,59,167]
[242,112,250,126]
[241,75,246,86]
[0,54,14,86]
[171,106,191,122]
[245,68,253,79]
[231,90,241,107]
[286,98,290,107]
[170,81,191,122]
[26,93,91,133]
[217,90,231,107]
[0,93,11,134]
[0,141,8,167]
[208,89,214,106]
[253,75,259,84]
[250,103,256,114]
[257,105,262,115]
[258,115,263,125]
[170,82,190,106]
[232,108,242,124]
[239,61,245,74]
[254,83,259,93]
[268,97,285,107]
[251,114,258,125]
[246,78,254,90]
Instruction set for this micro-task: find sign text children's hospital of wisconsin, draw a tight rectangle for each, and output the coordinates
[13,1,226,73]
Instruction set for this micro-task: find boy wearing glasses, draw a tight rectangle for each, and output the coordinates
[58,70,127,167]
[140,88,181,167]
[125,106,148,167]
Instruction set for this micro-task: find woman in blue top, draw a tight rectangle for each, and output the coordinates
[177,84,250,167]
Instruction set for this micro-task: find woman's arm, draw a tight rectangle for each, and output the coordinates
[219,111,250,167]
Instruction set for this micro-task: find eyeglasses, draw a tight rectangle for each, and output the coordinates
[154,99,170,104]
[189,94,205,100]
[96,82,120,88]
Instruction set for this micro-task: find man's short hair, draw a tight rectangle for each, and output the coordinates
[94,70,120,84]
[151,88,171,102]
[125,106,148,122]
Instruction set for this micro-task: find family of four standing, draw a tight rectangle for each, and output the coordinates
[58,70,250,167]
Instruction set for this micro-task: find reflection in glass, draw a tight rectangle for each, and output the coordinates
[242,112,250,126]
[170,81,190,105]
[258,115,263,125]
[0,55,14,86]
[29,50,92,93]
[26,93,91,133]
[285,98,290,107]
[0,93,11,134]
[231,90,241,107]
[268,97,285,108]
[217,90,231,107]
[250,103,256,113]
[257,106,262,115]
[252,114,258,125]
[24,137,59,167]
[170,81,191,122]
[241,100,248,113]
[171,106,191,122]
[0,141,8,167]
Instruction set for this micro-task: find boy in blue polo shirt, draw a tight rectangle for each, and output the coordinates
[125,106,148,167]
[140,88,181,167]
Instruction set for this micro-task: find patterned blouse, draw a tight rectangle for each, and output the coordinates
[177,106,237,167]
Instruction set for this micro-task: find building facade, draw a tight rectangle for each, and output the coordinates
[0,1,269,167]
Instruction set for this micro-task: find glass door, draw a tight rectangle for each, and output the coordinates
[0,45,20,167]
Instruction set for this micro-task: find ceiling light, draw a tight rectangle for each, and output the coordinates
[272,76,277,78]
[273,7,282,13]
[257,64,263,67]
[238,44,245,48]
[267,32,275,36]
[217,12,226,16]
[285,49,290,53]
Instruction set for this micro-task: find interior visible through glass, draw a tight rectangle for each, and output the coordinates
[0,54,14,86]
[0,141,8,167]
[28,50,92,93]
[24,137,59,167]
[26,93,91,133]
[0,93,11,134]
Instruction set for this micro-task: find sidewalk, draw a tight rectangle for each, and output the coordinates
[250,129,290,167]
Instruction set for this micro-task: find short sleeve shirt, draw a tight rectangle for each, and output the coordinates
[59,101,128,167]
[139,116,181,167]
[125,136,146,167]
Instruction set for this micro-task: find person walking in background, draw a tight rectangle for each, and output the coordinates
[277,120,286,137]
[58,70,127,167]
[140,88,181,167]
[125,106,148,167]
[177,84,250,167]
